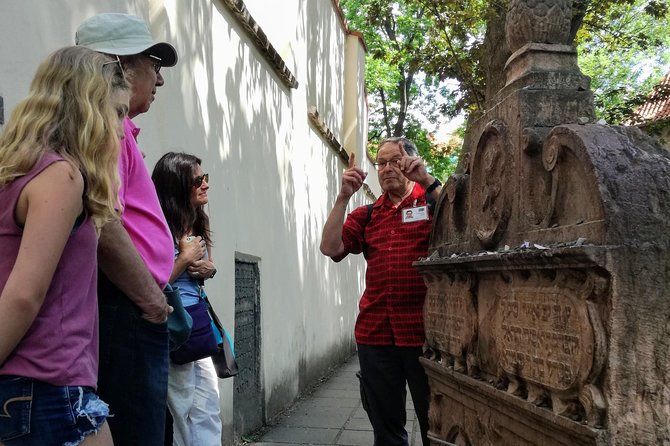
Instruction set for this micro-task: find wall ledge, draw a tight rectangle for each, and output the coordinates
[308,106,376,202]
[221,0,299,89]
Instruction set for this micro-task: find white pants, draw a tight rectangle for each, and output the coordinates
[167,357,222,446]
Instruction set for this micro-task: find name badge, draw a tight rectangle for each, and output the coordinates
[402,205,428,223]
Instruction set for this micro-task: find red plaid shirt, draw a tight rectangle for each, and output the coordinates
[333,183,432,346]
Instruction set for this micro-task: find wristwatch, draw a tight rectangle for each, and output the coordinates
[209,268,217,279]
[425,178,441,194]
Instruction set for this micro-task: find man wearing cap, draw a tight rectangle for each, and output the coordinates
[76,13,179,445]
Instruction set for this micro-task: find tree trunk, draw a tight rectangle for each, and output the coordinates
[483,4,510,108]
[457,4,510,175]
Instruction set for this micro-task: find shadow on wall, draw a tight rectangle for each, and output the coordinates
[2,0,365,442]
[172,0,363,425]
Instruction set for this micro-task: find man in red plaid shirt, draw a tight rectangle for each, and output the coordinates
[321,137,442,446]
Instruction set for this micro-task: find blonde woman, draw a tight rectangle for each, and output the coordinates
[0,46,128,446]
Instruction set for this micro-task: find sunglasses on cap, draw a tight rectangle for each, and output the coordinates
[145,54,162,73]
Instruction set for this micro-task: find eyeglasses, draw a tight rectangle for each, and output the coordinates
[373,158,401,171]
[145,54,162,74]
[193,173,209,187]
[103,55,125,78]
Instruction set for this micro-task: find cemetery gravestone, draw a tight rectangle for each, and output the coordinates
[415,0,670,444]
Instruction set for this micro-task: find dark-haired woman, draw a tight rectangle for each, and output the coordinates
[151,152,222,446]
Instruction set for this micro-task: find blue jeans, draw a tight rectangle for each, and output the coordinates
[357,344,430,446]
[0,376,109,446]
[97,273,169,446]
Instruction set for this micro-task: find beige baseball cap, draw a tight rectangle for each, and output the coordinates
[76,13,177,66]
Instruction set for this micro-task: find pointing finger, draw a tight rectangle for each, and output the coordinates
[348,152,356,169]
[398,141,408,157]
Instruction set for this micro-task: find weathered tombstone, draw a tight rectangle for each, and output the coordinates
[414,0,670,445]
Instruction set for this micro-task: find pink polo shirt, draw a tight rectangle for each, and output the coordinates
[118,118,173,288]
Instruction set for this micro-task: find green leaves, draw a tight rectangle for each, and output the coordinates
[341,0,486,179]
[342,0,670,181]
[579,0,670,123]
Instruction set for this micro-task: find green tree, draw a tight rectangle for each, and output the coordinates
[341,0,670,179]
[343,0,462,180]
[577,1,670,124]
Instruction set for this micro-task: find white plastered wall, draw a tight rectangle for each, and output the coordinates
[0,0,378,441]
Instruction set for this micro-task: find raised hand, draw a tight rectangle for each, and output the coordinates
[178,235,206,265]
[321,152,367,257]
[339,152,367,199]
[397,144,433,187]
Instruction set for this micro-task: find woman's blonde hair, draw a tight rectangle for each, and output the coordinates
[0,46,128,229]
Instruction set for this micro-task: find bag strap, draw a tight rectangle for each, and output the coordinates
[197,285,223,340]
[203,295,224,335]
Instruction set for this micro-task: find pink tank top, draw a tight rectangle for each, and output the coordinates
[0,152,99,387]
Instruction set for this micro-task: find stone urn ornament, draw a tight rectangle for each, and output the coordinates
[505,0,573,53]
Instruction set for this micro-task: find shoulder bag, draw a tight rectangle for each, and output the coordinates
[170,288,239,379]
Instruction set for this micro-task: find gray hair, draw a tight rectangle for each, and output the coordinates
[378,137,419,157]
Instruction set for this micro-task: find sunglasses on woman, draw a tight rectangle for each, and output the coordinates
[193,173,209,187]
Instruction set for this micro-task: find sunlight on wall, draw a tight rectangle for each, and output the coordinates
[243,0,299,73]
[194,60,211,135]
[293,133,333,284]
[0,1,373,440]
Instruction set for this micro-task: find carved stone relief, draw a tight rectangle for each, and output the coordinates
[493,269,607,425]
[446,425,474,446]
[429,173,469,256]
[422,357,606,445]
[424,272,477,374]
[469,120,513,250]
[521,127,552,226]
[540,134,604,230]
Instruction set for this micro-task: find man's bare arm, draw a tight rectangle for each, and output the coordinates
[320,194,350,257]
[320,153,367,257]
[98,220,171,323]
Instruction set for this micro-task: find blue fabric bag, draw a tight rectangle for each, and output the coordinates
[169,299,218,364]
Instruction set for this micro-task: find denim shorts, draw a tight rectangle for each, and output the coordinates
[0,375,109,446]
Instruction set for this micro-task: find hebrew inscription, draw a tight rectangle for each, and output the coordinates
[496,273,595,392]
[424,275,476,369]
